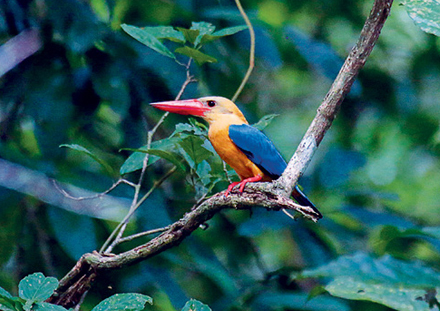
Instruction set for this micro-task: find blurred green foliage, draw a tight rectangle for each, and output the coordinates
[1,0,440,310]
[0,272,154,311]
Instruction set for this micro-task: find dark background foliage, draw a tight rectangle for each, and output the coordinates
[1,0,440,310]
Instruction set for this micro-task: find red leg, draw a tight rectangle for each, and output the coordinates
[238,175,263,192]
[225,181,241,197]
[224,175,263,197]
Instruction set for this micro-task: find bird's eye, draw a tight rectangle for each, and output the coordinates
[207,100,216,107]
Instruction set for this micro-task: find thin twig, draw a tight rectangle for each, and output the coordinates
[120,179,138,188]
[231,0,255,102]
[102,166,177,253]
[222,161,232,184]
[195,191,210,207]
[54,178,128,201]
[100,185,142,253]
[118,226,171,244]
[73,290,88,311]
[100,60,195,253]
[282,208,297,220]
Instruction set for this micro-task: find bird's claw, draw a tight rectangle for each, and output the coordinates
[224,175,263,197]
[224,181,241,197]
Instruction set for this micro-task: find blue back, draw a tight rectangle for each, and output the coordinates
[229,124,287,179]
[229,124,321,217]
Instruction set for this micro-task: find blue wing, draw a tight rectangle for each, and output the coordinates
[229,124,321,217]
[229,124,287,179]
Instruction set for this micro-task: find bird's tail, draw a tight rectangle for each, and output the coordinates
[292,185,322,219]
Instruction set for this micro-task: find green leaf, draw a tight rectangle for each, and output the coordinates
[33,302,69,311]
[91,293,152,311]
[201,176,223,198]
[181,299,211,311]
[122,148,186,172]
[190,22,216,47]
[252,291,350,311]
[121,24,176,59]
[299,252,440,288]
[252,114,279,130]
[196,160,212,186]
[120,137,182,175]
[199,25,248,45]
[298,252,440,310]
[402,0,440,36]
[0,285,12,299]
[325,277,436,311]
[0,301,16,311]
[0,294,22,311]
[174,47,217,66]
[179,136,213,168]
[120,121,210,174]
[18,273,58,303]
[140,26,185,43]
[193,161,213,199]
[191,22,216,33]
[174,123,194,133]
[307,285,327,302]
[371,225,436,255]
[59,144,114,176]
[212,25,248,37]
[188,118,209,135]
[174,120,208,137]
[176,28,200,45]
[24,300,32,311]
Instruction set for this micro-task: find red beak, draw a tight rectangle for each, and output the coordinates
[150,99,209,117]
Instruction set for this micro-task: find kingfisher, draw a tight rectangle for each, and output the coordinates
[151,96,321,217]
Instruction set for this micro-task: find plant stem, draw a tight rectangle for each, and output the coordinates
[231,0,255,102]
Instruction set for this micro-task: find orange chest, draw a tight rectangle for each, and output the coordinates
[208,124,267,180]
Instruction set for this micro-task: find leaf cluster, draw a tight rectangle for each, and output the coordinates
[0,273,151,311]
[121,22,247,65]
[0,273,211,311]
[298,252,440,310]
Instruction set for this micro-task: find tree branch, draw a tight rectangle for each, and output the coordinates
[275,0,394,196]
[47,186,318,307]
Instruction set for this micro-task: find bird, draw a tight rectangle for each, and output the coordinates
[150,96,321,218]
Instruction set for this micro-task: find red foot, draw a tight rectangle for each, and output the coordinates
[224,175,263,197]
[225,181,241,197]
